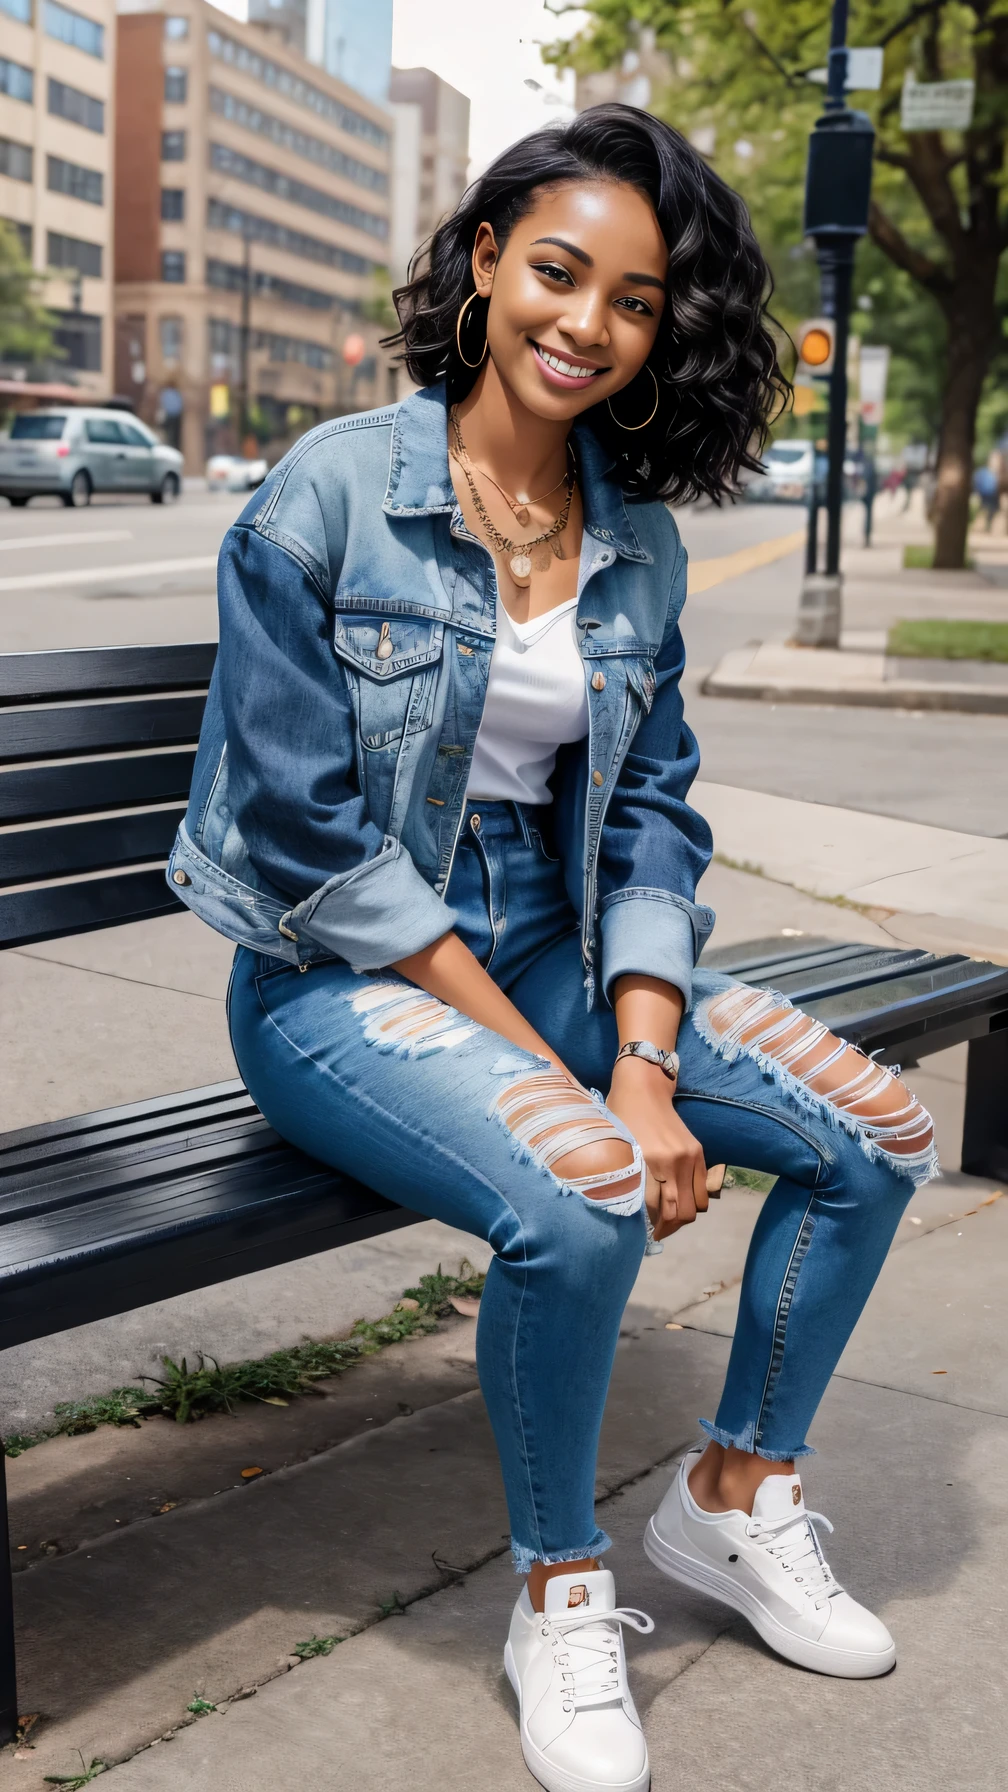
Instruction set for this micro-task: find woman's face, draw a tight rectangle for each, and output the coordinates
[473,180,668,421]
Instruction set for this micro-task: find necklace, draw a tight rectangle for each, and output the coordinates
[449,410,573,587]
[451,428,569,526]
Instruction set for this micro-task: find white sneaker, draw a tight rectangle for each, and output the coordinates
[504,1568,654,1792]
[644,1449,896,1679]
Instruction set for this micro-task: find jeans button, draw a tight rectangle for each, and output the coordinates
[591,670,606,691]
[470,813,481,832]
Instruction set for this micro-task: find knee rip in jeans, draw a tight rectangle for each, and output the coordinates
[347,979,481,1056]
[490,1068,645,1212]
[697,983,938,1188]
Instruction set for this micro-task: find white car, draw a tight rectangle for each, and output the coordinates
[206,454,268,493]
[750,440,815,503]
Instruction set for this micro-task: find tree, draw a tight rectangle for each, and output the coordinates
[0,224,57,366]
[550,2,1008,568]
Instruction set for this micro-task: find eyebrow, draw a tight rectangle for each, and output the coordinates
[530,237,666,293]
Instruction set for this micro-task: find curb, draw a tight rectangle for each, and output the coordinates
[700,670,1008,715]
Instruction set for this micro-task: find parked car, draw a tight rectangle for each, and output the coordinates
[747,439,816,503]
[206,454,268,493]
[0,409,183,507]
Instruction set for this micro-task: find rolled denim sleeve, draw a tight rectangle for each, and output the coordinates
[218,524,456,969]
[598,529,714,1008]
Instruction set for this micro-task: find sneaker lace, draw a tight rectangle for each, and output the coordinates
[746,1509,841,1608]
[539,1605,654,1714]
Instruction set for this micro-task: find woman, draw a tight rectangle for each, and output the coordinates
[170,107,936,1792]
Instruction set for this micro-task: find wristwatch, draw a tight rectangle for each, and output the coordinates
[614,1039,680,1082]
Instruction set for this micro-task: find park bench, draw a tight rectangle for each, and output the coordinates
[0,641,1006,1742]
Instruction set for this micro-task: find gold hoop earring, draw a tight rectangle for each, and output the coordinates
[607,364,659,432]
[456,291,489,369]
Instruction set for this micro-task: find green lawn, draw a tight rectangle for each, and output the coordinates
[887,618,1008,662]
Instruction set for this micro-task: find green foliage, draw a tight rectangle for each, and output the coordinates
[44,1760,105,1788]
[359,269,398,331]
[293,1633,344,1658]
[903,543,936,567]
[0,223,58,364]
[2,1266,485,1455]
[887,617,1008,659]
[185,1697,217,1718]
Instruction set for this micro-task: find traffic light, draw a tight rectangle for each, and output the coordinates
[794,317,836,380]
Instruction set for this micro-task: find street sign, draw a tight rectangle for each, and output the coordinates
[859,344,890,426]
[900,73,975,131]
[807,47,884,92]
[209,383,230,419]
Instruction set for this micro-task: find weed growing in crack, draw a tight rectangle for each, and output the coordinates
[378,1592,409,1619]
[186,1698,217,1718]
[44,1756,105,1787]
[293,1635,344,1659]
[2,1264,485,1455]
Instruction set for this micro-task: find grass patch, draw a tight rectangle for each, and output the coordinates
[185,1698,217,1718]
[3,1264,485,1457]
[887,618,1008,663]
[44,1760,105,1788]
[902,543,934,569]
[293,1634,344,1659]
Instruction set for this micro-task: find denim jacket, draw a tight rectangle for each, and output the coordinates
[168,383,715,1008]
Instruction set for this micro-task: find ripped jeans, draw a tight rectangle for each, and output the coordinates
[227,800,937,1574]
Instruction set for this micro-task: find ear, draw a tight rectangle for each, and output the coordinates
[472,222,499,298]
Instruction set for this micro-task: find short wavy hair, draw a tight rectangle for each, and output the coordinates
[386,104,788,506]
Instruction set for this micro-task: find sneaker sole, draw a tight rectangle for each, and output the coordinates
[504,1640,650,1792]
[643,1517,896,1680]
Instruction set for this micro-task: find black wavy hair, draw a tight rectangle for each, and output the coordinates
[385,104,788,506]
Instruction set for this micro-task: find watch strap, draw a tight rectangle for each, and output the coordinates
[615,1039,680,1081]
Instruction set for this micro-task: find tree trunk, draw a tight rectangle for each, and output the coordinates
[932,278,999,569]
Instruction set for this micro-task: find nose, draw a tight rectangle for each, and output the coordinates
[555,289,610,351]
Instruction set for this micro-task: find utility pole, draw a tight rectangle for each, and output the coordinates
[794,0,875,647]
[237,224,252,452]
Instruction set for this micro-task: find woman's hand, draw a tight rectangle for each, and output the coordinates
[606,1057,709,1240]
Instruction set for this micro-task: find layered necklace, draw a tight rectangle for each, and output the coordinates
[449,408,574,588]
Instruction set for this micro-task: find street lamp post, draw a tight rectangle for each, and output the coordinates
[795,0,875,647]
[236,224,252,452]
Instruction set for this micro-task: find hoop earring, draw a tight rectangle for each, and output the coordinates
[607,364,659,432]
[456,291,489,369]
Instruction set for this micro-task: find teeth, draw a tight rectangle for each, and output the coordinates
[537,346,598,379]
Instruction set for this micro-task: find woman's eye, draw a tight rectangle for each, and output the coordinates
[616,296,655,316]
[531,261,576,287]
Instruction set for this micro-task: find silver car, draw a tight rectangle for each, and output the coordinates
[0,407,184,507]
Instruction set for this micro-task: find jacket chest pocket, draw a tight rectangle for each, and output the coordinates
[332,612,445,751]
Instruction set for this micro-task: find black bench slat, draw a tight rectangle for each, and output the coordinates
[0,1079,251,1159]
[0,807,185,886]
[0,867,182,948]
[0,695,206,765]
[0,750,197,823]
[0,643,217,706]
[0,1121,283,1225]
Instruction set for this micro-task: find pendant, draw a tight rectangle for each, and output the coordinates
[509,553,533,583]
[512,503,531,526]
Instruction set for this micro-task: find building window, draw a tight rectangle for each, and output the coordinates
[209,315,333,372]
[161,250,186,283]
[205,27,390,150]
[161,131,186,162]
[0,139,33,183]
[0,0,33,22]
[164,66,188,103]
[208,88,388,195]
[208,144,388,239]
[206,199,382,278]
[47,154,103,205]
[3,219,32,256]
[52,309,102,371]
[48,77,104,133]
[47,230,102,278]
[205,257,350,315]
[160,188,185,222]
[164,14,188,39]
[159,316,183,361]
[0,58,33,105]
[43,1,105,60]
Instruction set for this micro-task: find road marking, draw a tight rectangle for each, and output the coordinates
[0,555,218,592]
[0,529,133,554]
[688,529,806,594]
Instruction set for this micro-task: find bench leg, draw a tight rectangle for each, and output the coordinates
[961,1028,1008,1180]
[0,1444,17,1744]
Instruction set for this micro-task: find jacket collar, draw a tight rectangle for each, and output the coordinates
[383,381,652,565]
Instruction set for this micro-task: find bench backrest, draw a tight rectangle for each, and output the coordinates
[0,643,217,949]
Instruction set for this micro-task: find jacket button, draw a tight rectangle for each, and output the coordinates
[172,869,191,886]
[591,670,606,691]
[470,813,481,831]
[592,769,604,787]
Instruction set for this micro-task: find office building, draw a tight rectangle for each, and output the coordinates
[248,0,392,105]
[113,0,392,469]
[0,0,116,395]
[388,66,469,282]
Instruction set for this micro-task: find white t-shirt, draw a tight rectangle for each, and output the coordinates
[466,593,590,805]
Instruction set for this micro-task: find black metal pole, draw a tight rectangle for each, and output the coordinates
[805,474,819,575]
[238,227,252,447]
[824,245,853,576]
[0,1445,18,1744]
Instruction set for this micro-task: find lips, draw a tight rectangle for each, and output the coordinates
[531,341,608,389]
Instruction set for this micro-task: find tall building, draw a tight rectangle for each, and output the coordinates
[388,67,469,282]
[113,0,392,470]
[248,0,392,105]
[0,0,116,396]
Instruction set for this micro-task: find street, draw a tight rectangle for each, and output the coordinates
[3,486,1006,836]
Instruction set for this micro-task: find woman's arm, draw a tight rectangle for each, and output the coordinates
[393,932,574,1076]
[606,973,710,1241]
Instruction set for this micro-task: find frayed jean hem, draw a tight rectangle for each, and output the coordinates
[698,1417,815,1462]
[511,1528,612,1575]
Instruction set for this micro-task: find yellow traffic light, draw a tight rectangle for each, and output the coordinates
[794,317,836,379]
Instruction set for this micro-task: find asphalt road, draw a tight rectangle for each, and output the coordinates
[2,483,1006,836]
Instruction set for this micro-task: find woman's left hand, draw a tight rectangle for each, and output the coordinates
[606,1057,709,1241]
